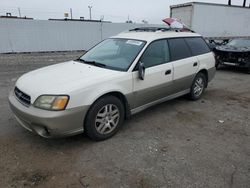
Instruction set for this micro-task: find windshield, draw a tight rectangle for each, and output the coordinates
[79,38,146,71]
[227,39,250,48]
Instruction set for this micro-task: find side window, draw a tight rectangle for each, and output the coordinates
[168,38,192,61]
[185,37,211,56]
[140,40,170,68]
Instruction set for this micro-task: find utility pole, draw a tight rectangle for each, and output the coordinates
[243,0,246,7]
[88,6,92,20]
[70,8,73,19]
[18,7,21,17]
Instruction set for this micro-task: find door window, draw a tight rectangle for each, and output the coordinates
[168,38,192,61]
[140,40,170,68]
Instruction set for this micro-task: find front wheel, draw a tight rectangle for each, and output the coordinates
[84,96,125,141]
[189,73,207,101]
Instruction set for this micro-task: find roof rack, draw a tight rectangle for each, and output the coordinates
[129,27,194,33]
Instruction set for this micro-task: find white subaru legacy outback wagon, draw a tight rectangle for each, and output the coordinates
[9,27,215,140]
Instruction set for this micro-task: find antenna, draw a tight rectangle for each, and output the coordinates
[70,8,73,19]
[18,7,21,17]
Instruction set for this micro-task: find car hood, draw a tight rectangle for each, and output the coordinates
[16,61,122,102]
[215,45,250,53]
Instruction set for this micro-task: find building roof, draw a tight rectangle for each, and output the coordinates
[170,1,250,10]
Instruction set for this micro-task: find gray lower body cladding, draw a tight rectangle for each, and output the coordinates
[127,68,215,114]
[208,67,216,82]
[126,75,193,110]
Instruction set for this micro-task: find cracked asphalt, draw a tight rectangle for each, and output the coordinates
[0,52,249,188]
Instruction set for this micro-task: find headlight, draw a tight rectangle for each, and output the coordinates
[34,95,69,111]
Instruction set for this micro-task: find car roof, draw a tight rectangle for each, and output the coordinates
[112,30,201,42]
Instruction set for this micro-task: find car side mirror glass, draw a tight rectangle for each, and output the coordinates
[138,62,145,80]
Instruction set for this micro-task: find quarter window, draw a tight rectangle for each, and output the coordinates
[140,40,170,68]
[168,38,192,61]
[185,37,211,56]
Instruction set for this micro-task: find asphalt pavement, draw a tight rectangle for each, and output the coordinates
[0,52,249,188]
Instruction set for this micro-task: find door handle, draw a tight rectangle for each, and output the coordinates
[165,70,171,75]
[193,62,198,67]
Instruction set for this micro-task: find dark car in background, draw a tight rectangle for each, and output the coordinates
[214,38,250,73]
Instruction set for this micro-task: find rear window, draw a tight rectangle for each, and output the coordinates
[168,38,192,61]
[185,37,211,56]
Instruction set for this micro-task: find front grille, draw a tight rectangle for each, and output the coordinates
[220,52,237,62]
[217,51,249,63]
[14,87,31,106]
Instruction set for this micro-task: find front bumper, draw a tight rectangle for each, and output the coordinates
[220,61,250,68]
[9,91,89,138]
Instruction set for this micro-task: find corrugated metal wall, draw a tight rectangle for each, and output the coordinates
[0,19,161,53]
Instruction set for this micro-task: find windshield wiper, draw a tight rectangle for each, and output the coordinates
[75,58,106,68]
[75,58,85,62]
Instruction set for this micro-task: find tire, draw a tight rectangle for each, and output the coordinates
[84,95,125,141]
[189,72,207,101]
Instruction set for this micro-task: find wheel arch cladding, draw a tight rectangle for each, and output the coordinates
[84,91,130,126]
[198,69,208,87]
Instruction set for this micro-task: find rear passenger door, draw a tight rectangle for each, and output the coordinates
[168,38,199,93]
[132,39,173,109]
[185,37,214,75]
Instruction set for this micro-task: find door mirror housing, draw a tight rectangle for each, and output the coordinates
[138,62,145,80]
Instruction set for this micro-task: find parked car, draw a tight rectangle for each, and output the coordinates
[214,38,250,73]
[9,27,215,141]
[206,39,228,51]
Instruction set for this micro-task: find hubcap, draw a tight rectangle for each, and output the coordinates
[194,77,204,97]
[95,104,120,134]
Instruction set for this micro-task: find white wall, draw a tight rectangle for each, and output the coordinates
[192,4,250,38]
[0,19,162,53]
[171,5,193,28]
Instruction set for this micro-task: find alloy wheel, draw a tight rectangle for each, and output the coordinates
[95,104,120,134]
[193,77,204,97]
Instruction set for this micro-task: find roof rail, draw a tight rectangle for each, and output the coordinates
[129,27,170,32]
[129,27,194,33]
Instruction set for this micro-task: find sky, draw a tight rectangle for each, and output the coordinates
[0,0,249,23]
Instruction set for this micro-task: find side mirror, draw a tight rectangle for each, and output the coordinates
[138,62,145,80]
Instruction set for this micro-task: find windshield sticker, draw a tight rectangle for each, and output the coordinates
[126,40,143,46]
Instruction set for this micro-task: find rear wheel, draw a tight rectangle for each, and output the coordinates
[189,73,207,100]
[84,96,125,141]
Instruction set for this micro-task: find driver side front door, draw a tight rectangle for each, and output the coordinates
[130,39,174,112]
